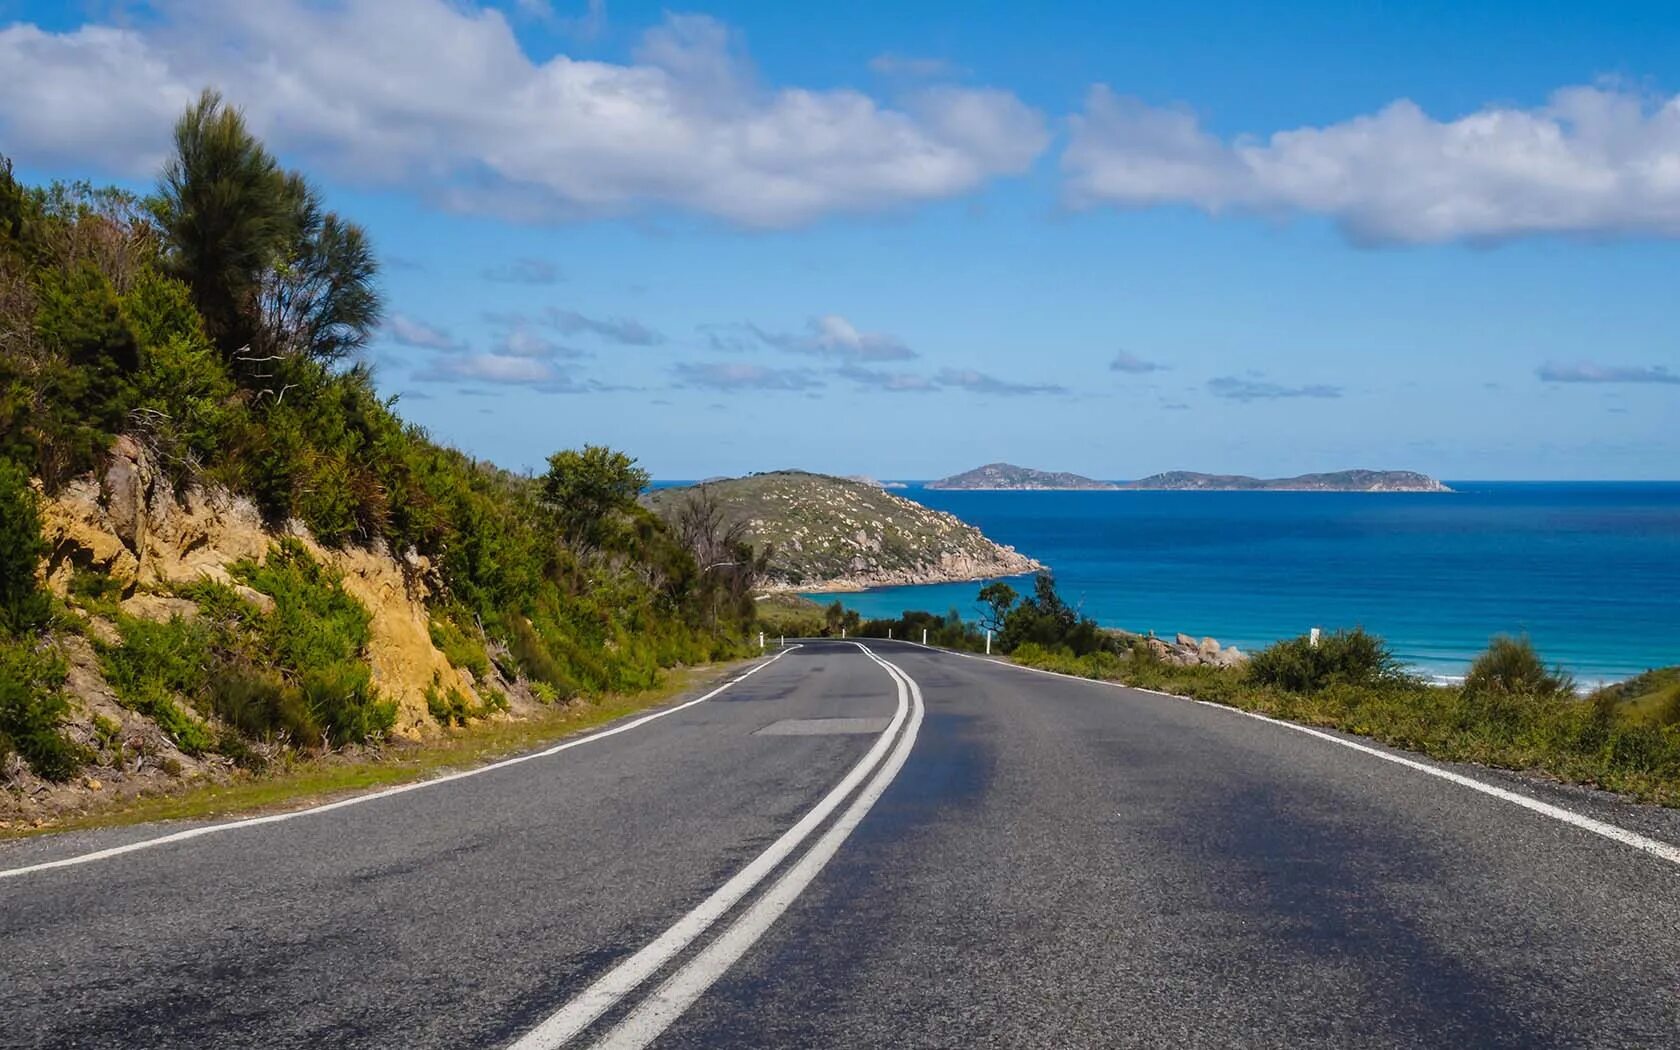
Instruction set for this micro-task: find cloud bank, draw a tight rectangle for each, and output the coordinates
[0,3,1048,227]
[1065,83,1680,244]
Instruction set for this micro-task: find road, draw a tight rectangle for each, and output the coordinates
[4,639,1680,1048]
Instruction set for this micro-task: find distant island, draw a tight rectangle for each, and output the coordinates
[644,470,1043,591]
[927,463,1451,493]
[927,463,1119,490]
[1125,470,1452,493]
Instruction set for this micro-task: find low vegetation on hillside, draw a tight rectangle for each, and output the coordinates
[0,94,763,803]
[644,470,1041,589]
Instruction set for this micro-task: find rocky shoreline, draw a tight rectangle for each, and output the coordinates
[1110,629,1249,668]
[779,547,1044,593]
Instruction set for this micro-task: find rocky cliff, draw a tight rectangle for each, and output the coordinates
[39,437,488,739]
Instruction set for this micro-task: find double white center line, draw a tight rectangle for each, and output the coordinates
[509,643,925,1050]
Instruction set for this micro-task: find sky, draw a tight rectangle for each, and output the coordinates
[3,1,1679,480]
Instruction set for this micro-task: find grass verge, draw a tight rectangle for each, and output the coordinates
[1,658,753,840]
[1009,642,1680,808]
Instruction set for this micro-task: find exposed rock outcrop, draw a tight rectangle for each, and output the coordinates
[1127,629,1247,669]
[36,437,474,737]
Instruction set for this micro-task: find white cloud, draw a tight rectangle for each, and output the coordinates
[836,363,937,392]
[742,314,915,360]
[1206,376,1341,401]
[0,3,1047,227]
[1064,82,1680,244]
[542,308,664,346]
[1538,361,1680,384]
[385,314,466,352]
[493,327,586,359]
[935,368,1066,396]
[672,361,824,391]
[417,353,560,384]
[1110,350,1167,374]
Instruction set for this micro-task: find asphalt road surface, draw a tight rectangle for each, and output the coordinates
[4,639,1679,1049]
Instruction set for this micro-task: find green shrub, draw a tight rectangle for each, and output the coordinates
[529,680,559,704]
[0,638,86,780]
[1463,635,1575,701]
[100,613,215,754]
[426,680,472,727]
[506,615,576,699]
[300,660,393,745]
[1248,628,1405,693]
[208,663,317,743]
[0,458,50,632]
[429,614,490,680]
[236,538,371,675]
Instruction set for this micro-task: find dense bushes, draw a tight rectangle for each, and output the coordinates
[1247,628,1406,692]
[856,608,987,650]
[1463,635,1575,702]
[0,459,80,779]
[0,459,49,633]
[0,639,84,780]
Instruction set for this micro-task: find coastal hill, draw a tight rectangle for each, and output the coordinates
[927,463,1450,493]
[645,471,1043,591]
[927,463,1119,490]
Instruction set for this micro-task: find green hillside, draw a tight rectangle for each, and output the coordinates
[645,471,1042,589]
[0,93,760,800]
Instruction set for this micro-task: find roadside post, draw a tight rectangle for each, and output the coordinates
[888,628,893,639]
[759,632,765,651]
[986,630,992,655]
[922,628,928,645]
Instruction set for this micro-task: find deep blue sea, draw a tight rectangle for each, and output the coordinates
[783,483,1680,685]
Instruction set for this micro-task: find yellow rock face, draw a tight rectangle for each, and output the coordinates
[38,438,474,738]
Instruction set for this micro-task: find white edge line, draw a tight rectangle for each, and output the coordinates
[888,639,1680,869]
[589,647,925,1050]
[0,646,803,881]
[506,641,909,1050]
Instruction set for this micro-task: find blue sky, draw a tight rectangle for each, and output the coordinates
[4,1,1679,479]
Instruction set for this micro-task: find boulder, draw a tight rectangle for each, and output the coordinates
[1214,645,1248,668]
[1175,632,1198,649]
[1198,636,1221,657]
[119,593,201,623]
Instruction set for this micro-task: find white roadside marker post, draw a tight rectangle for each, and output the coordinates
[888,628,893,640]
[759,632,765,651]
[922,628,928,645]
[986,630,992,655]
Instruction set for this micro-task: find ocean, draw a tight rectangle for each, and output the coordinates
[796,482,1680,685]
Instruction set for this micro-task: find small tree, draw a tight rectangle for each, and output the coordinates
[155,90,288,356]
[541,445,651,554]
[976,580,1017,634]
[156,91,381,375]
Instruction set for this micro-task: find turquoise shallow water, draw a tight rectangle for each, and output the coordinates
[795,482,1680,685]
